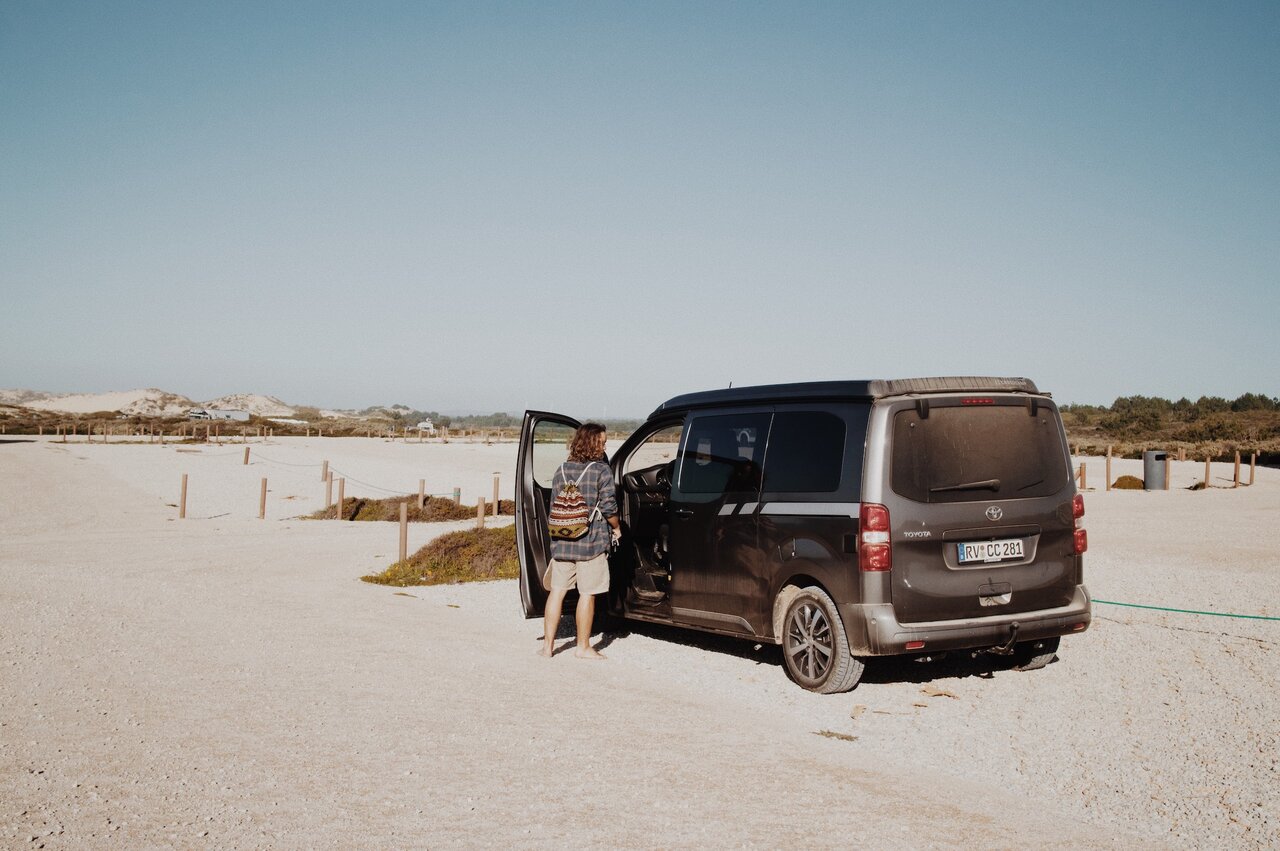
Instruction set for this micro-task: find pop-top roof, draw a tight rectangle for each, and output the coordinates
[650,376,1042,417]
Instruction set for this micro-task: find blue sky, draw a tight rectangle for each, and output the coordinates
[2,1,1276,416]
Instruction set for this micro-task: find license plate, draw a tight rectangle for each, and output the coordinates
[957,538,1025,564]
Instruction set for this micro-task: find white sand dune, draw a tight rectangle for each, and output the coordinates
[1,388,301,418]
[1,438,1275,847]
[5,388,195,416]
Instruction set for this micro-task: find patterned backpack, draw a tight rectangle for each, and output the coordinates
[547,462,599,540]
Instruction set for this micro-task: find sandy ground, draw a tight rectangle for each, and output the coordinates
[1,437,1276,848]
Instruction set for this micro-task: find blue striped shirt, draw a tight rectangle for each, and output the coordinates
[549,460,618,562]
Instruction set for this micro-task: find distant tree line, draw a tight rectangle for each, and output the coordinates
[1061,393,1280,444]
[370,408,645,434]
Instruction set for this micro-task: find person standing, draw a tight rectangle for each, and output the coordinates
[541,422,621,659]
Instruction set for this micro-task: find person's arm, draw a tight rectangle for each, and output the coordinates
[597,465,622,539]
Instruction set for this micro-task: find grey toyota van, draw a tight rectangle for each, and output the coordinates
[516,377,1090,693]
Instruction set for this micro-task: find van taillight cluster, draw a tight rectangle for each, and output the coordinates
[1072,493,1088,555]
[859,503,892,571]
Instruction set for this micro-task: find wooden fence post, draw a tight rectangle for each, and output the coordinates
[1178,447,1186,462]
[399,502,408,562]
[325,473,333,510]
[492,474,500,516]
[1233,451,1241,487]
[243,447,250,465]
[1204,456,1211,489]
[1105,446,1112,492]
[1250,452,1257,486]
[477,497,486,530]
[321,460,329,482]
[259,478,267,520]
[1164,454,1171,491]
[179,474,188,519]
[418,479,426,510]
[337,478,345,517]
[453,487,461,506]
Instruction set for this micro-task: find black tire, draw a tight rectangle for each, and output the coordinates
[781,586,864,694]
[1012,636,1060,671]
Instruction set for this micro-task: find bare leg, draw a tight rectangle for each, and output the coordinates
[541,587,568,657]
[574,593,605,659]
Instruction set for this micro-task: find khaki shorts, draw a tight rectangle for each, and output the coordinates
[548,553,610,596]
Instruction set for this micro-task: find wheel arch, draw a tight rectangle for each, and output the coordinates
[770,570,832,643]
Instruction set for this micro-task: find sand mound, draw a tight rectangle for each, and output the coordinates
[202,394,296,417]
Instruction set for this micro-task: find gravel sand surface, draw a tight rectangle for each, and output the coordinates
[2,438,1275,847]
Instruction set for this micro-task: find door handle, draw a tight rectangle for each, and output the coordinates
[674,508,694,518]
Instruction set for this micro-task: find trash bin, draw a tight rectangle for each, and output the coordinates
[1143,451,1167,490]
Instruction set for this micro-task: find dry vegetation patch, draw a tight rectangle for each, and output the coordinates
[1110,474,1145,490]
[361,525,518,586]
[306,495,515,522]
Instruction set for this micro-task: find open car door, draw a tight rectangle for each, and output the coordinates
[516,410,581,618]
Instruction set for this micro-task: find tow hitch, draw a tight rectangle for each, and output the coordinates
[980,621,1020,657]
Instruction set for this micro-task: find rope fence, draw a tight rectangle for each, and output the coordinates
[173,443,509,543]
[1073,446,1259,492]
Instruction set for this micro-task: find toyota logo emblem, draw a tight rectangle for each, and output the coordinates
[985,506,1003,521]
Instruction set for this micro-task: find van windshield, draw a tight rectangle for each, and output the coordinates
[891,404,1069,503]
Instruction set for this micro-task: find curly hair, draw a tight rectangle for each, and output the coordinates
[567,422,607,462]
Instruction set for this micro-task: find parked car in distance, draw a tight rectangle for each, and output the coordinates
[516,377,1090,693]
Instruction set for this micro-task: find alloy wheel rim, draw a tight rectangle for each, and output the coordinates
[786,602,833,682]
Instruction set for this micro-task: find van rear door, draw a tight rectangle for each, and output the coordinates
[878,396,1079,624]
[516,411,581,618]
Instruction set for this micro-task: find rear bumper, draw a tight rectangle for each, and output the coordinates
[840,585,1091,656]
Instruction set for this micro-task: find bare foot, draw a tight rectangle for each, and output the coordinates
[574,648,606,660]
[537,645,555,658]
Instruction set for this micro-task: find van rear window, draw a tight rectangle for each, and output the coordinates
[891,405,1069,503]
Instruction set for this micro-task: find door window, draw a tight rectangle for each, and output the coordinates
[761,411,846,493]
[675,413,770,498]
[623,424,684,476]
[531,420,575,489]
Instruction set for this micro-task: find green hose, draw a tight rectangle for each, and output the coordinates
[1093,599,1280,622]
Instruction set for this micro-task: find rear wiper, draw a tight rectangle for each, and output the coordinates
[929,479,1001,493]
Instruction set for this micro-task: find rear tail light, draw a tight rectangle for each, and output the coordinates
[1073,528,1088,555]
[1072,494,1087,554]
[859,503,892,572]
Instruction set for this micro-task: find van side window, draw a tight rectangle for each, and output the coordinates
[676,413,770,495]
[762,411,845,493]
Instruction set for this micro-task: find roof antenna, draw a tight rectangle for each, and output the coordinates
[728,381,733,388]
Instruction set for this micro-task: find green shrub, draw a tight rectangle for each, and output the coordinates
[361,525,518,586]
